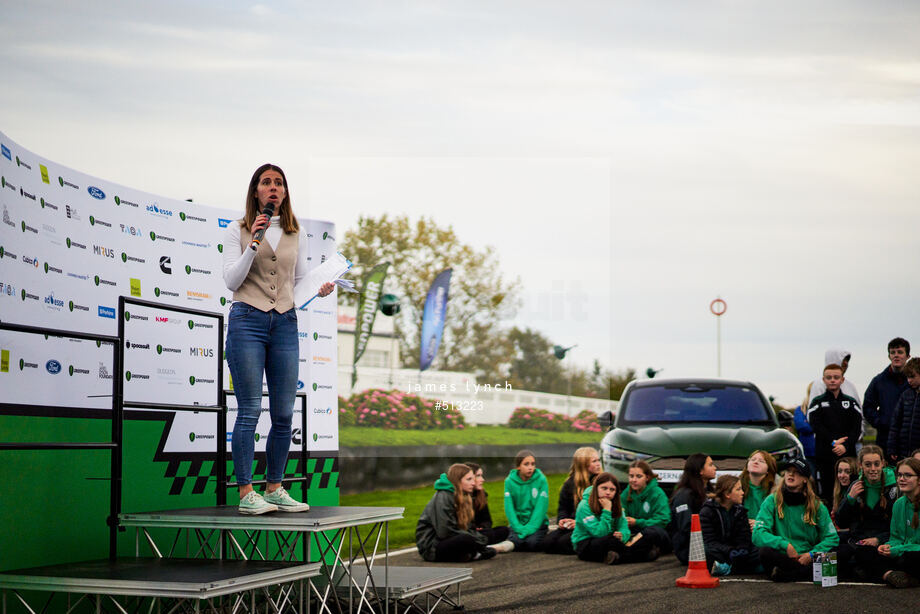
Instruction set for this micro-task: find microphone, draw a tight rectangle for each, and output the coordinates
[249,203,275,251]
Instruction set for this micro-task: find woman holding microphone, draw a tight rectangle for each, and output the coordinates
[223,163,334,514]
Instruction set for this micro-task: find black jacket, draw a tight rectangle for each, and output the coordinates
[556,477,578,522]
[807,391,862,461]
[834,470,899,543]
[669,487,706,565]
[864,366,910,429]
[472,492,493,530]
[699,499,754,563]
[888,387,920,459]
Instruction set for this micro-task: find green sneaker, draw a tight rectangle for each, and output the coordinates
[238,491,278,515]
[263,487,310,512]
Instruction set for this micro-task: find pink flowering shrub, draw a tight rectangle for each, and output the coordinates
[344,388,466,430]
[508,406,601,433]
[338,395,356,427]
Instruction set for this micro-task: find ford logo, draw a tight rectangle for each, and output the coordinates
[46,359,62,374]
[297,380,305,390]
[87,186,105,200]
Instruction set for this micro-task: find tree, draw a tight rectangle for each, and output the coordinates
[339,214,520,381]
[506,327,565,393]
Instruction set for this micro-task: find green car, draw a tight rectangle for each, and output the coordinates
[599,378,803,488]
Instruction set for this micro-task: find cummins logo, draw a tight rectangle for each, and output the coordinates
[159,256,172,274]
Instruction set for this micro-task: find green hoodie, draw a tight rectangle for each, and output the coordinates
[620,478,670,529]
[503,467,549,539]
[752,492,838,555]
[846,466,897,509]
[743,482,770,520]
[572,485,631,547]
[888,495,920,557]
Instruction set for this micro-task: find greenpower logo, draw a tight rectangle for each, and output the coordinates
[217,244,223,253]
[124,311,131,321]
[20,289,25,301]
[185,265,191,274]
[20,221,25,232]
[121,252,127,262]
[323,232,328,240]
[20,358,25,370]
[313,433,318,442]
[68,300,74,312]
[255,434,261,442]
[156,345,163,355]
[66,238,71,248]
[187,320,194,330]
[125,371,132,381]
[312,383,318,391]
[189,432,195,442]
[189,376,196,385]
[149,231,156,241]
[114,196,121,206]
[154,287,161,297]
[0,246,4,258]
[43,262,48,273]
[180,212,186,221]
[89,215,95,226]
[59,176,64,187]
[94,275,100,286]
[69,365,74,376]
[313,332,318,341]
[219,297,226,306]
[40,198,45,208]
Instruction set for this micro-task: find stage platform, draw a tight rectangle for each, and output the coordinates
[120,505,404,531]
[323,566,473,614]
[0,558,320,612]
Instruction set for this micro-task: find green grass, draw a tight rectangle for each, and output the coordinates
[340,425,599,447]
[339,473,568,551]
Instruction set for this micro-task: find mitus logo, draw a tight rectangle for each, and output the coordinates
[218,218,232,228]
[119,223,143,237]
[20,221,38,234]
[97,306,116,319]
[45,359,62,374]
[59,176,79,189]
[148,231,176,242]
[93,245,114,258]
[159,256,172,274]
[44,293,64,309]
[22,255,39,268]
[1,144,10,161]
[113,195,139,208]
[66,238,87,250]
[180,212,207,222]
[65,205,81,220]
[2,206,15,228]
[87,186,105,200]
[146,203,173,218]
[189,347,215,358]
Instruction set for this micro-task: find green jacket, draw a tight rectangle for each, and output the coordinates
[743,482,770,520]
[620,478,671,529]
[503,468,549,539]
[888,496,920,557]
[572,486,630,547]
[416,473,486,561]
[752,492,839,555]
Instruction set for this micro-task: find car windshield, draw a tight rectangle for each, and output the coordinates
[620,384,773,424]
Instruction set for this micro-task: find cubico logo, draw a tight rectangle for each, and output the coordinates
[113,195,139,208]
[87,186,105,200]
[312,407,333,415]
[159,256,172,274]
[22,255,39,268]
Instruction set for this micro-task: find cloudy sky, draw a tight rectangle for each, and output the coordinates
[2,1,919,405]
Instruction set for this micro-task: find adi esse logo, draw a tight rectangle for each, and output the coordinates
[146,202,173,219]
[43,292,64,310]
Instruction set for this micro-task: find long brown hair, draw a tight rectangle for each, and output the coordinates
[671,453,712,507]
[588,473,622,517]
[897,458,920,529]
[446,463,474,529]
[740,450,777,499]
[714,475,741,504]
[857,445,889,510]
[568,447,599,507]
[464,461,487,512]
[833,457,859,511]
[240,163,299,234]
[776,469,820,525]
[625,460,658,504]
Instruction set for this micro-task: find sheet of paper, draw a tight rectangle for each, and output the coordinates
[294,252,352,309]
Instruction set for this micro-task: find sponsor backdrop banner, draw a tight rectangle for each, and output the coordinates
[0,129,339,453]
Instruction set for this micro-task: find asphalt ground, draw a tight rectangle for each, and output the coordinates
[388,548,917,614]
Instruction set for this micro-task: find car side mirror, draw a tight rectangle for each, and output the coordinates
[776,410,794,429]
[598,410,613,431]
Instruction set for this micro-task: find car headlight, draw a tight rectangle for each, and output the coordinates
[601,443,653,463]
[770,444,803,465]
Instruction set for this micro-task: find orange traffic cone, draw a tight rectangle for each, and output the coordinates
[675,513,719,588]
